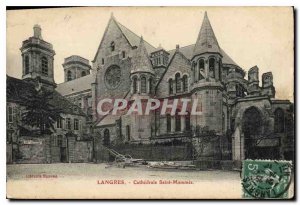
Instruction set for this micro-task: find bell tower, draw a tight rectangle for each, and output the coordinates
[20,24,56,89]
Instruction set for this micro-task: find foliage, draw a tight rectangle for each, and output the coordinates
[21,88,63,134]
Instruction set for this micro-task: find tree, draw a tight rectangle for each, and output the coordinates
[21,88,63,135]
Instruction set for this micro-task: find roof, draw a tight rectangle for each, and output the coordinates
[92,16,156,62]
[116,21,156,54]
[193,11,221,56]
[7,75,85,116]
[131,37,154,74]
[96,114,119,127]
[168,44,239,67]
[56,73,96,96]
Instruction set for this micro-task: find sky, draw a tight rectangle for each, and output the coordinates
[6,7,294,101]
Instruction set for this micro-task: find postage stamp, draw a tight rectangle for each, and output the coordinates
[242,160,293,199]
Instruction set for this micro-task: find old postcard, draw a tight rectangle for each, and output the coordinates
[6,6,294,199]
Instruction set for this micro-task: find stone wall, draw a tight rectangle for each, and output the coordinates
[15,135,93,164]
[156,52,191,98]
[6,144,13,164]
[17,136,51,164]
[73,140,93,163]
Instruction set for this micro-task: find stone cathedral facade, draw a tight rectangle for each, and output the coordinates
[43,12,293,162]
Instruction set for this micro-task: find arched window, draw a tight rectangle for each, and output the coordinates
[81,71,86,77]
[169,79,173,94]
[132,77,137,94]
[103,129,110,146]
[175,110,181,132]
[110,41,115,52]
[67,70,72,81]
[149,78,153,94]
[182,75,188,92]
[193,62,197,82]
[25,56,30,75]
[141,76,146,93]
[185,112,191,131]
[209,58,215,78]
[166,114,171,133]
[198,59,205,80]
[175,73,181,93]
[274,108,285,133]
[41,57,48,76]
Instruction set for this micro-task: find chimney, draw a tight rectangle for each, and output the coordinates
[33,24,42,39]
[176,44,180,50]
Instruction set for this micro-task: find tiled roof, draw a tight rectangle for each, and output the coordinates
[168,44,239,67]
[7,75,85,116]
[131,37,154,74]
[116,21,156,54]
[193,11,221,56]
[56,73,96,96]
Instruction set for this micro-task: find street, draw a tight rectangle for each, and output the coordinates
[7,163,245,199]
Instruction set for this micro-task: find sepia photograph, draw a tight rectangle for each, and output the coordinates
[6,6,294,199]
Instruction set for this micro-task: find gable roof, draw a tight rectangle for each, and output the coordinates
[7,75,85,116]
[56,73,96,96]
[193,11,221,56]
[92,16,156,63]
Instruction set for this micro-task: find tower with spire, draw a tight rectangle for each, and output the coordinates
[129,37,155,143]
[191,12,224,134]
[20,24,56,89]
[130,36,155,97]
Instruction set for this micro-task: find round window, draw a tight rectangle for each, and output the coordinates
[104,65,121,89]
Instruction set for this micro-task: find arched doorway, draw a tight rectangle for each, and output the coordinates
[242,107,262,159]
[242,106,279,159]
[103,129,110,146]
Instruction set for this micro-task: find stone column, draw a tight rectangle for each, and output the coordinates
[146,77,150,94]
[215,60,219,81]
[174,80,177,94]
[180,79,183,93]
[137,78,141,94]
[171,116,176,132]
[91,82,98,122]
[130,77,133,94]
[181,115,186,132]
[191,67,194,83]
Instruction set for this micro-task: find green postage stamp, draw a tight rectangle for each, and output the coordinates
[242,160,293,199]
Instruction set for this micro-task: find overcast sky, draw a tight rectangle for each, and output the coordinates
[7,7,294,101]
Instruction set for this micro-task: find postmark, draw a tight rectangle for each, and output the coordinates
[242,160,293,199]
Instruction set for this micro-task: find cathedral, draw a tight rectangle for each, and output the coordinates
[56,12,293,162]
[8,11,293,164]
